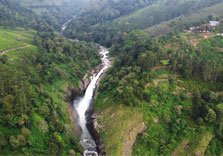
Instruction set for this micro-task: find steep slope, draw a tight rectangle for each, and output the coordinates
[19,0,88,30]
[64,0,223,46]
[112,0,223,30]
[64,0,154,46]
[145,2,223,37]
[0,0,101,155]
[0,0,86,30]
[95,29,223,155]
[0,27,101,155]
[0,0,37,28]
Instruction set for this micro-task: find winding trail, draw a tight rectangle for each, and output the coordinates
[0,45,30,55]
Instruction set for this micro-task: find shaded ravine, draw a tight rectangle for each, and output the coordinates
[61,16,110,156]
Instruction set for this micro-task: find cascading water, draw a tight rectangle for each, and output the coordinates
[61,15,76,35]
[75,47,110,155]
[61,15,110,156]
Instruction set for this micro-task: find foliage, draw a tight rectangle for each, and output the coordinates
[0,27,100,155]
[95,29,223,155]
[64,0,223,46]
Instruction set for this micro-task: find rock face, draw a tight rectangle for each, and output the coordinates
[65,64,104,139]
[82,65,103,91]
[92,113,103,133]
[65,63,106,155]
[66,64,104,102]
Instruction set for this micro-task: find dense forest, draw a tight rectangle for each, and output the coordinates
[0,0,37,28]
[95,29,223,155]
[0,32,100,155]
[19,0,87,30]
[0,0,223,155]
[0,0,86,30]
[0,0,100,155]
[64,0,223,46]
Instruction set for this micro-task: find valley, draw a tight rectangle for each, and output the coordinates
[0,0,223,156]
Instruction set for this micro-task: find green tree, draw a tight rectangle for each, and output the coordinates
[205,108,217,123]
[0,132,7,150]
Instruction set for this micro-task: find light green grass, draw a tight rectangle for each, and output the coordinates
[0,28,36,51]
[97,105,144,156]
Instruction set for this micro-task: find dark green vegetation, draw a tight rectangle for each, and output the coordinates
[145,2,223,37]
[0,0,101,155]
[0,0,86,30]
[0,27,100,155]
[0,0,37,28]
[20,0,87,30]
[65,0,223,46]
[68,1,223,154]
[1,0,223,155]
[95,29,223,155]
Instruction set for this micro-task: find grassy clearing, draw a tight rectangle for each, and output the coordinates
[0,27,35,52]
[3,45,37,60]
[96,104,144,156]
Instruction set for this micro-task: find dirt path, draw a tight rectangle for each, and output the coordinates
[0,45,30,55]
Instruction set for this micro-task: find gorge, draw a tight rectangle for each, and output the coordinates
[62,17,110,156]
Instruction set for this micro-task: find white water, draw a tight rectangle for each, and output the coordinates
[75,47,110,153]
[61,16,76,35]
[61,15,110,155]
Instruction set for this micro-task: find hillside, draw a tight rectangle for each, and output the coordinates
[0,0,223,155]
[95,27,223,155]
[145,2,223,37]
[64,0,223,46]
[64,0,154,46]
[0,0,37,28]
[0,0,101,154]
[0,28,34,53]
[0,0,85,30]
[19,0,87,29]
[0,26,102,155]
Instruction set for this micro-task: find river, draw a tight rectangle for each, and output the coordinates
[61,16,110,156]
